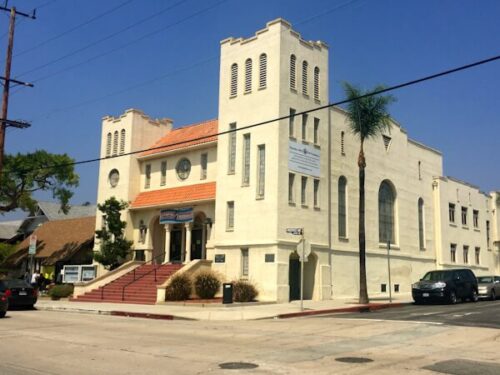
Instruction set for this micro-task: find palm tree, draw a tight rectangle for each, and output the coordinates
[343,82,395,304]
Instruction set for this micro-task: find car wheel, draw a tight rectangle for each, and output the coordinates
[491,290,496,301]
[448,291,457,304]
[470,289,479,303]
[0,311,5,318]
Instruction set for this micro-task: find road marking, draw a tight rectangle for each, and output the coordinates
[330,317,444,325]
[410,311,445,316]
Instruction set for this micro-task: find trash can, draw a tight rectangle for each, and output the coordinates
[222,283,233,304]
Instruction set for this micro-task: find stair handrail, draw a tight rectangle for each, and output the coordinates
[100,252,168,300]
[120,252,180,301]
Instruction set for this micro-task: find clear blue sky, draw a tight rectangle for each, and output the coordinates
[1,0,499,218]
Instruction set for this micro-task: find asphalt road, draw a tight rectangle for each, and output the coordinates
[1,309,500,374]
[331,300,500,329]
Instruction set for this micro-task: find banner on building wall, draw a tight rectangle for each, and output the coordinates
[288,140,321,178]
[159,207,193,224]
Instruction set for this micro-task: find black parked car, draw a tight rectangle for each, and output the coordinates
[412,269,478,304]
[0,292,7,318]
[0,279,38,308]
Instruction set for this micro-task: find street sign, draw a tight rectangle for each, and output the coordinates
[28,235,37,255]
[286,227,303,235]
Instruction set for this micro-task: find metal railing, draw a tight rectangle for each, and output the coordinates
[100,252,168,300]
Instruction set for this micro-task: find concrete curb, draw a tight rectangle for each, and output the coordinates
[276,302,411,319]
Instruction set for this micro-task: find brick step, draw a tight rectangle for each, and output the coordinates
[74,297,156,305]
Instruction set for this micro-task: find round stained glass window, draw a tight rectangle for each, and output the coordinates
[176,158,191,180]
[108,169,120,187]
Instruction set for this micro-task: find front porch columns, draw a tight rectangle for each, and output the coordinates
[184,222,192,263]
[163,224,171,264]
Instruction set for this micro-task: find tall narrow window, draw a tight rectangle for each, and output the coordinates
[145,164,151,189]
[449,203,455,223]
[227,201,234,230]
[450,244,457,263]
[289,108,296,137]
[379,181,396,243]
[341,131,345,155]
[290,54,296,89]
[418,161,422,180]
[242,134,250,185]
[313,118,319,145]
[313,66,320,101]
[301,176,307,206]
[338,176,347,238]
[486,220,491,249]
[257,145,265,198]
[463,245,469,264]
[475,247,480,265]
[313,179,320,208]
[473,210,479,228]
[288,173,295,203]
[119,129,126,155]
[106,132,112,157]
[230,63,238,97]
[200,153,208,180]
[301,114,308,141]
[228,123,236,174]
[418,198,425,250]
[160,161,167,186]
[241,248,249,277]
[112,131,118,156]
[302,61,308,95]
[461,206,468,226]
[244,58,252,93]
[259,53,267,89]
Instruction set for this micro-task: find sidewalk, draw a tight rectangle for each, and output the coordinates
[35,294,413,321]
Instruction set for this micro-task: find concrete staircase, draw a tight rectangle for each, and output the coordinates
[72,263,183,305]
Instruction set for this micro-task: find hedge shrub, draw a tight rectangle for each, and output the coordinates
[232,280,258,302]
[165,273,192,301]
[48,284,74,299]
[193,270,221,299]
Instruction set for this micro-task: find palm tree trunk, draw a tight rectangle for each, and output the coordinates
[358,142,369,304]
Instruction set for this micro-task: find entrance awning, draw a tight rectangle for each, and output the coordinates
[130,182,216,210]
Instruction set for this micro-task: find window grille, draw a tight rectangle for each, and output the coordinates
[112,131,118,156]
[338,177,347,237]
[106,133,112,157]
[228,123,236,173]
[242,134,250,185]
[259,53,267,89]
[314,67,320,101]
[290,55,296,89]
[245,59,252,93]
[257,145,265,198]
[230,63,238,96]
[227,201,234,230]
[119,129,125,155]
[302,61,308,95]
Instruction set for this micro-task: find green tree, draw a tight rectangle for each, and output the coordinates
[343,82,395,304]
[93,197,132,270]
[0,243,16,264]
[0,151,79,214]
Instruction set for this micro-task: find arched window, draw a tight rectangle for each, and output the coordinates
[302,61,308,95]
[290,54,296,89]
[379,180,396,243]
[112,131,118,156]
[244,58,252,93]
[259,53,267,89]
[230,63,238,96]
[106,132,112,157]
[119,129,126,155]
[314,66,320,101]
[338,176,347,238]
[418,198,425,250]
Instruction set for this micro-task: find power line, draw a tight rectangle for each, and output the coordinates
[3,52,499,177]
[15,0,191,78]
[10,0,135,60]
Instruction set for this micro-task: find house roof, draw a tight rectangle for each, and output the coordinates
[36,201,96,221]
[130,182,216,209]
[0,220,23,240]
[3,216,96,267]
[141,119,218,157]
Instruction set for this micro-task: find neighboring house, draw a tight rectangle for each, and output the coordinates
[0,220,23,244]
[17,201,96,238]
[2,216,96,280]
[93,19,500,302]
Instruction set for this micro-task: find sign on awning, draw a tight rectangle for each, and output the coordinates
[159,207,193,224]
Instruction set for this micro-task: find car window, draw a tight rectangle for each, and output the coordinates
[422,271,452,281]
[3,279,31,288]
[495,277,500,283]
[458,270,472,281]
[477,276,493,283]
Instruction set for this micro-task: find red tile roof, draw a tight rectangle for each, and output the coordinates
[130,182,216,209]
[141,119,218,157]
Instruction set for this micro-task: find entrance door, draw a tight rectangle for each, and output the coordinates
[191,228,203,260]
[289,254,301,301]
[170,227,183,263]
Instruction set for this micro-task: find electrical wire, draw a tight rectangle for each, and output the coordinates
[2,52,499,177]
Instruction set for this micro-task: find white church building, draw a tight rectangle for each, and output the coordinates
[93,19,500,302]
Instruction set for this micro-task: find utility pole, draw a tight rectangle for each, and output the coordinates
[0,2,35,175]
